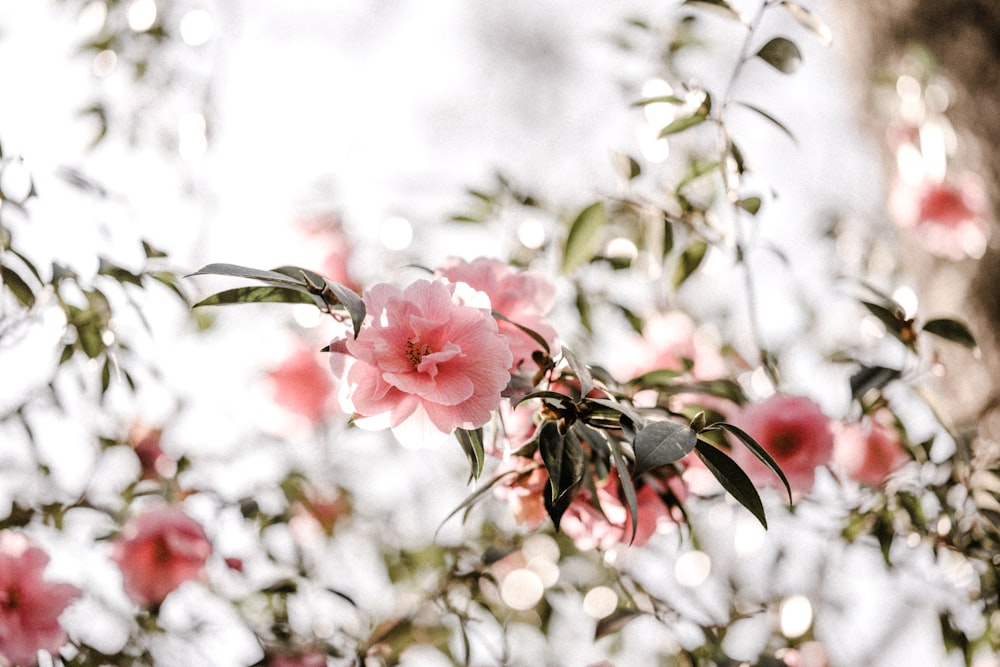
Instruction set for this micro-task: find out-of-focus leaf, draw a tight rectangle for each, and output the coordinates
[562,202,606,273]
[737,196,762,215]
[662,211,675,258]
[849,365,901,400]
[922,318,976,349]
[658,111,709,138]
[595,608,645,639]
[695,440,767,528]
[734,102,797,144]
[631,95,686,107]
[682,0,741,21]
[862,300,915,348]
[713,422,791,505]
[678,160,720,189]
[634,421,697,476]
[455,427,485,482]
[612,151,642,181]
[150,271,190,306]
[584,397,646,430]
[780,1,833,46]
[141,240,168,258]
[98,257,144,287]
[193,286,317,308]
[672,240,708,289]
[755,36,803,74]
[1,266,35,307]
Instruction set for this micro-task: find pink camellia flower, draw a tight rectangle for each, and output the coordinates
[832,410,909,487]
[436,257,559,374]
[268,651,327,667]
[889,174,991,260]
[561,477,680,550]
[268,344,336,424]
[111,508,212,607]
[129,425,175,480]
[0,534,80,666]
[330,278,512,447]
[731,394,834,497]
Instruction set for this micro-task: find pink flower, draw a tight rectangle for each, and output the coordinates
[330,279,512,447]
[0,535,80,666]
[494,455,549,529]
[731,395,834,497]
[111,508,211,607]
[268,344,336,423]
[832,410,908,486]
[782,641,829,667]
[437,257,559,374]
[129,425,175,480]
[268,651,327,667]
[889,174,990,260]
[561,478,679,550]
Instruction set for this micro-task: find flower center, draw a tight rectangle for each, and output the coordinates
[405,338,432,368]
[0,586,19,610]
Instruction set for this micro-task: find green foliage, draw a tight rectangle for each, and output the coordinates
[562,202,606,274]
[755,37,803,74]
[695,440,767,528]
[633,421,698,476]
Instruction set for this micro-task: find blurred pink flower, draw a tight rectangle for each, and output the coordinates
[111,508,211,607]
[782,641,829,667]
[268,344,336,424]
[494,454,549,529]
[330,279,512,447]
[0,535,80,666]
[437,257,559,374]
[615,311,725,382]
[129,425,175,480]
[296,212,358,291]
[889,174,990,260]
[268,651,327,667]
[832,410,908,486]
[561,477,679,550]
[731,395,834,496]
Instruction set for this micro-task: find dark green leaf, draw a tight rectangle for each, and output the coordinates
[662,211,675,258]
[695,440,767,528]
[98,257,144,287]
[1,266,35,307]
[612,151,642,181]
[595,609,645,639]
[188,263,306,289]
[455,428,485,482]
[584,397,646,433]
[193,286,318,308]
[634,421,697,476]
[631,95,686,107]
[734,102,798,144]
[862,300,907,333]
[922,318,976,349]
[682,0,741,21]
[780,1,833,45]
[609,437,639,543]
[437,468,525,534]
[755,37,803,74]
[849,365,901,400]
[714,422,791,505]
[539,421,584,529]
[575,285,593,333]
[100,357,111,394]
[562,202,606,273]
[141,240,168,258]
[493,311,550,356]
[323,281,366,338]
[561,346,595,396]
[672,240,708,289]
[678,160,720,189]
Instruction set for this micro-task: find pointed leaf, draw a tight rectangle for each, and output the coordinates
[1,266,35,307]
[455,427,485,482]
[583,397,646,430]
[609,437,639,543]
[922,318,976,349]
[695,441,767,528]
[595,608,646,639]
[188,263,307,289]
[849,365,901,400]
[734,102,797,144]
[780,1,833,46]
[672,240,708,289]
[561,346,595,396]
[634,421,697,476]
[737,196,762,215]
[756,37,803,74]
[682,0,741,21]
[193,286,318,308]
[437,468,526,534]
[562,202,606,273]
[715,422,792,505]
[657,112,708,138]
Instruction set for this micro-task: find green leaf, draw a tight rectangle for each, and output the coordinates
[862,300,915,348]
[604,431,639,543]
[678,160,720,189]
[849,365,900,401]
[634,421,697,476]
[539,421,584,529]
[141,240,168,258]
[188,263,306,289]
[437,468,525,534]
[583,397,646,432]
[755,37,803,74]
[1,266,35,307]
[455,428,485,482]
[193,286,318,308]
[922,318,976,349]
[780,1,833,46]
[595,608,645,640]
[734,101,798,144]
[611,151,642,181]
[661,211,675,258]
[562,202,606,273]
[657,112,708,138]
[98,257,144,287]
[714,422,792,505]
[560,346,594,396]
[695,440,767,528]
[682,0,741,21]
[631,95,686,107]
[737,196,762,215]
[672,240,708,289]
